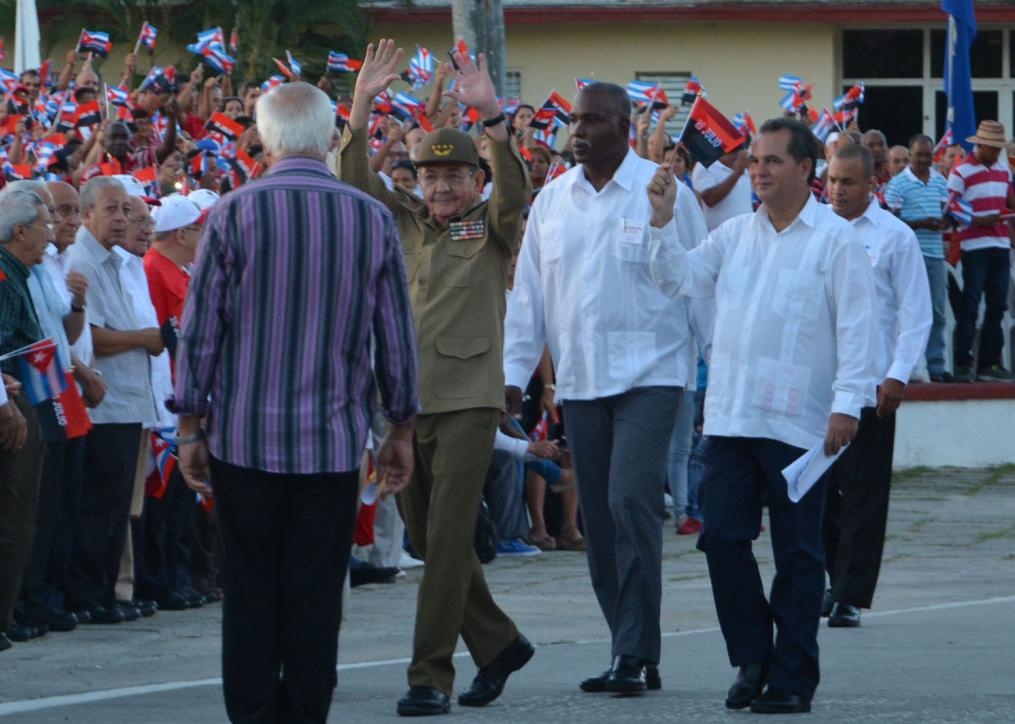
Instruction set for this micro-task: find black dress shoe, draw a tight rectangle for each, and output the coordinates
[725,663,766,709]
[38,610,78,632]
[351,564,400,587]
[72,609,93,624]
[396,686,450,716]
[605,654,646,694]
[120,600,158,618]
[579,668,611,692]
[31,622,49,637]
[458,633,535,707]
[645,664,661,691]
[89,606,126,625]
[6,623,36,642]
[156,591,191,611]
[0,632,11,651]
[750,688,811,714]
[828,602,861,628]
[118,603,140,622]
[820,588,834,617]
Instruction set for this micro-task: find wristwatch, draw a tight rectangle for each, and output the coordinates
[71,302,86,313]
[176,430,205,446]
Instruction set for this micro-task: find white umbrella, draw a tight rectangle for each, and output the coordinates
[14,0,41,74]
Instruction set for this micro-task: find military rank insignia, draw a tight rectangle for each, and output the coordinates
[448,219,486,241]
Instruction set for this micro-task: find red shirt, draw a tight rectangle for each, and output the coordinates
[181,113,207,140]
[79,148,158,184]
[143,248,190,376]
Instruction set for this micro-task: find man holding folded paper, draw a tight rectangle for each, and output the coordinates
[647,117,879,714]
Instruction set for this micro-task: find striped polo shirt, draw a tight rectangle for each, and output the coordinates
[946,157,1013,251]
[884,166,949,259]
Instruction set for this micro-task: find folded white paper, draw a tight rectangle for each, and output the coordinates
[782,442,849,503]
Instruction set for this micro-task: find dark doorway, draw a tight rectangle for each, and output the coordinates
[852,85,923,146]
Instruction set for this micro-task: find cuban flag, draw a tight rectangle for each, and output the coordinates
[199,44,236,75]
[450,39,475,65]
[229,30,239,53]
[74,101,102,129]
[141,66,176,94]
[261,75,286,92]
[145,429,177,500]
[780,88,809,113]
[545,160,569,185]
[327,52,362,73]
[575,77,597,92]
[678,96,746,168]
[778,74,804,92]
[946,195,974,225]
[405,46,433,90]
[933,129,955,163]
[530,91,572,131]
[197,27,225,48]
[392,92,425,120]
[530,411,551,441]
[0,67,19,94]
[139,22,158,51]
[833,81,865,111]
[811,108,837,143]
[731,112,757,139]
[5,339,68,405]
[78,29,112,57]
[501,97,521,115]
[286,50,302,78]
[682,75,703,105]
[106,85,129,108]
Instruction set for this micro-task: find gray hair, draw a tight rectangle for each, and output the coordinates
[0,189,44,243]
[256,82,334,159]
[1,179,47,196]
[80,177,126,210]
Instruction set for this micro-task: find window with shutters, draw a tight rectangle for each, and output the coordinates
[635,71,692,138]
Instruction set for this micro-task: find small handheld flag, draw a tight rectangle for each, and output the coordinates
[286,50,301,78]
[205,112,244,141]
[946,195,974,225]
[933,128,955,164]
[405,47,433,90]
[327,51,362,73]
[731,112,757,140]
[682,75,704,105]
[810,108,837,144]
[833,81,865,112]
[138,22,158,52]
[78,29,112,58]
[2,339,68,405]
[678,96,746,168]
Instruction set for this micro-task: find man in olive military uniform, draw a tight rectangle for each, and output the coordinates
[340,40,533,717]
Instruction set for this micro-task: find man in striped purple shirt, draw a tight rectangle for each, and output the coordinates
[173,82,419,724]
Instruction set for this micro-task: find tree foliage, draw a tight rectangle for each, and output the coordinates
[1,0,368,86]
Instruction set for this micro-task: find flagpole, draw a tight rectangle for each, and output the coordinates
[946,15,956,128]
[133,26,143,56]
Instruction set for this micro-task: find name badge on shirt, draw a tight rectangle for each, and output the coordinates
[620,218,645,246]
[448,219,486,241]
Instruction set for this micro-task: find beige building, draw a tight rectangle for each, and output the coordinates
[365,0,1015,145]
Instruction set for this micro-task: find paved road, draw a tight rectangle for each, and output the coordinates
[2,467,1014,722]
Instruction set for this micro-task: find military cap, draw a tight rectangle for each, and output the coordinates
[414,127,480,167]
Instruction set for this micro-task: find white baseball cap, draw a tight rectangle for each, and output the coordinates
[153,193,203,233]
[187,188,220,212]
[112,174,149,198]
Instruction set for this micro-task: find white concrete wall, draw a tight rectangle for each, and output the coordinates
[894,399,1015,469]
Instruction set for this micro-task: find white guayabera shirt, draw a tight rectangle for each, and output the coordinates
[850,200,932,383]
[504,150,707,400]
[648,194,880,451]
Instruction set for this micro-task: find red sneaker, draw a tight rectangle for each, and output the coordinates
[676,518,702,535]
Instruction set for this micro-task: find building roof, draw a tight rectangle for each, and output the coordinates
[365,1,1015,23]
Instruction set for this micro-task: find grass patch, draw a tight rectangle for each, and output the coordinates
[971,524,1015,545]
[962,463,1015,497]
[892,466,933,484]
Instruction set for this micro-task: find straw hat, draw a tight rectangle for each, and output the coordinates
[966,120,1007,149]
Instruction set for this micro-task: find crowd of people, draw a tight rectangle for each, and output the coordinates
[1,30,1014,723]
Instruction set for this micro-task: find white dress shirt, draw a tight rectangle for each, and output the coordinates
[66,228,159,425]
[851,200,933,383]
[50,245,94,367]
[114,246,175,429]
[504,150,706,400]
[691,160,754,231]
[649,194,880,451]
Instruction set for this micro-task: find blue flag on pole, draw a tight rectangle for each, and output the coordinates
[941,0,977,151]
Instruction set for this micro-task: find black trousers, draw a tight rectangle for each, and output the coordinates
[19,435,86,620]
[823,407,895,608]
[135,466,196,601]
[0,397,45,629]
[697,436,827,700]
[65,423,142,611]
[210,456,359,724]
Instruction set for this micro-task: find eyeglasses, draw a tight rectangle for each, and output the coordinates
[28,222,54,233]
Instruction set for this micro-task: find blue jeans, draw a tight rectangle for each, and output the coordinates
[923,256,948,375]
[955,247,1010,369]
[666,388,697,518]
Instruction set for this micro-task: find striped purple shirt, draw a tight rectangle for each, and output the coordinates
[173,157,419,474]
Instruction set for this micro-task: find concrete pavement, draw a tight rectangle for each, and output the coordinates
[2,466,1014,722]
